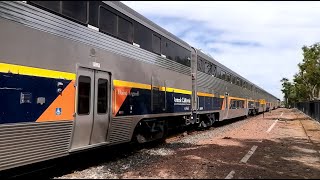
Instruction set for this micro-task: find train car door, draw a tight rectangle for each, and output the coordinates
[224,93,229,119]
[70,67,111,151]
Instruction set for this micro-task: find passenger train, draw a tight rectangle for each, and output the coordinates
[0,1,280,172]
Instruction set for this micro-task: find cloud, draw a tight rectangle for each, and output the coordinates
[122,1,320,99]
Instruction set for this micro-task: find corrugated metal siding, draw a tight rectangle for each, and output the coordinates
[197,71,255,99]
[108,117,133,145]
[0,1,191,76]
[0,121,73,171]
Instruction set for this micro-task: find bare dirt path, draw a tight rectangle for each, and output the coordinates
[56,108,320,179]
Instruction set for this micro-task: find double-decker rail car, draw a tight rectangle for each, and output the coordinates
[0,1,279,172]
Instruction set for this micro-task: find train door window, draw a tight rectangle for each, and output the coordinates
[118,16,133,43]
[152,34,161,55]
[78,76,91,115]
[97,79,108,114]
[62,1,88,24]
[99,6,117,37]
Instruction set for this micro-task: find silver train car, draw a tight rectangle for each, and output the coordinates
[0,1,279,172]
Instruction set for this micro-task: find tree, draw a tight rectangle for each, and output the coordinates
[297,43,320,100]
[281,42,320,105]
[280,78,294,107]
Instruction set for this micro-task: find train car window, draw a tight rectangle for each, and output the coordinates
[197,57,205,72]
[97,79,108,114]
[232,75,236,84]
[220,70,226,80]
[62,1,88,24]
[152,34,161,54]
[99,6,117,37]
[118,16,133,43]
[29,1,60,12]
[226,73,231,82]
[230,100,236,109]
[134,22,152,51]
[216,66,221,78]
[176,45,191,67]
[205,61,212,75]
[77,76,91,115]
[236,78,240,86]
[239,101,243,108]
[212,65,217,76]
[88,1,100,27]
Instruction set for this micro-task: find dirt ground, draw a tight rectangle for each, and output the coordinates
[122,108,320,179]
[57,108,320,179]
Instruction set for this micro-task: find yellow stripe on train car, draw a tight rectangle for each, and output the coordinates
[0,63,76,80]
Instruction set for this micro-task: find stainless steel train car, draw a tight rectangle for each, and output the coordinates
[0,1,279,172]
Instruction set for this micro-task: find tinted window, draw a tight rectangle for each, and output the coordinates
[220,70,226,80]
[62,1,88,24]
[212,65,217,76]
[216,66,221,78]
[232,75,236,84]
[162,38,190,67]
[97,79,108,114]
[205,61,212,75]
[226,73,231,82]
[134,22,152,51]
[152,34,161,54]
[197,57,205,72]
[78,76,91,115]
[29,1,60,12]
[118,16,133,43]
[99,6,117,36]
[236,78,240,86]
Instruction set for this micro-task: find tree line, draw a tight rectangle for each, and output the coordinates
[281,42,320,107]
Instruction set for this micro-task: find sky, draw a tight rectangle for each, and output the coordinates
[122,1,320,100]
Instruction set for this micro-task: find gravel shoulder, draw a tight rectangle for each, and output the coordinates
[55,108,320,179]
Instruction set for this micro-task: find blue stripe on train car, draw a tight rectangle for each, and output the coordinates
[0,73,71,124]
[198,96,223,111]
[116,88,192,116]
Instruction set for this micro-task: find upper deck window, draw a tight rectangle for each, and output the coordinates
[62,1,88,24]
[99,6,117,37]
[29,1,88,24]
[118,16,133,43]
[152,34,161,55]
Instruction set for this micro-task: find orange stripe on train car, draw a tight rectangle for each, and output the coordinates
[36,80,75,122]
[113,86,132,117]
